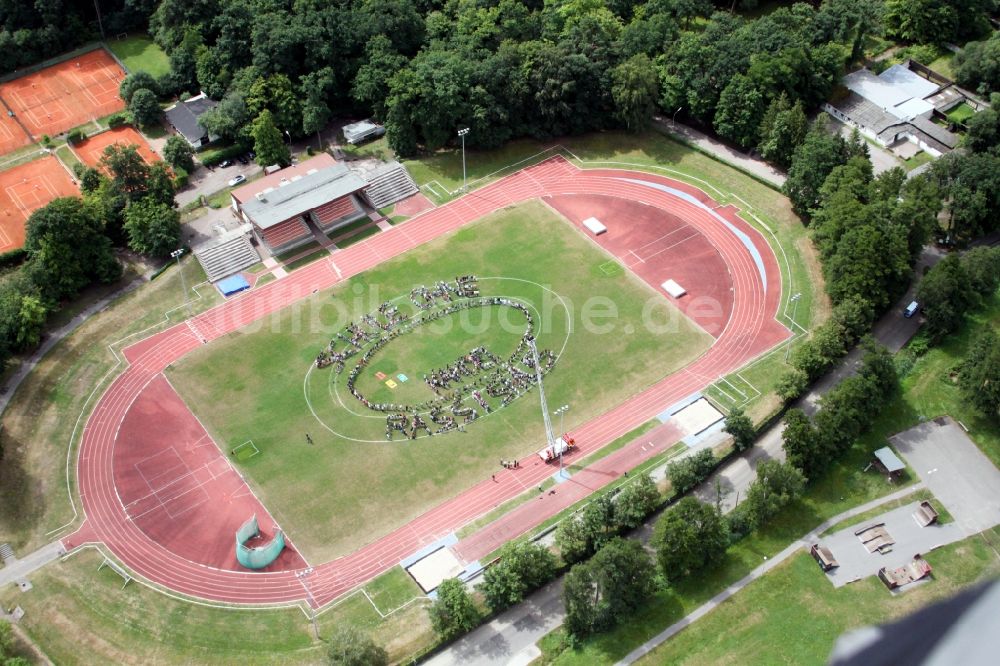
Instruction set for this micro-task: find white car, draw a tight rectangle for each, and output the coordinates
[228,174,246,187]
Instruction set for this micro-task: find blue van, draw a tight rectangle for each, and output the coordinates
[904,301,919,318]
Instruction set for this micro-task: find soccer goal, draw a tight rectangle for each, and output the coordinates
[231,440,260,461]
[98,556,132,589]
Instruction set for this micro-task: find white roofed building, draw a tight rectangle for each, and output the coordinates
[823,60,986,158]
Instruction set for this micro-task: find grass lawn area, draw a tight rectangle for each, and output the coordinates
[633,526,1000,665]
[335,224,380,248]
[284,248,329,271]
[0,548,434,665]
[896,293,1000,465]
[928,53,956,80]
[107,35,170,78]
[167,200,713,561]
[946,101,976,125]
[274,240,319,263]
[55,144,81,170]
[904,150,934,172]
[327,216,377,242]
[401,129,824,421]
[536,294,1000,665]
[0,254,221,553]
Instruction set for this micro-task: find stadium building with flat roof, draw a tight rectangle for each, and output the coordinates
[230,153,368,254]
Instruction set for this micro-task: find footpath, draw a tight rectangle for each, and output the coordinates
[651,117,787,189]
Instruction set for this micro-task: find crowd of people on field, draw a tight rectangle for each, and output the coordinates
[310,274,560,440]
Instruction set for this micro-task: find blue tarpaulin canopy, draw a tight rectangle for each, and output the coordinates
[217,274,250,297]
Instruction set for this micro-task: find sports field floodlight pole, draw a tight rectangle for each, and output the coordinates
[785,293,802,361]
[93,0,106,40]
[528,337,556,448]
[555,404,570,478]
[458,128,470,192]
[171,248,190,318]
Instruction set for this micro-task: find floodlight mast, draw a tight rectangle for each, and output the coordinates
[170,248,191,317]
[528,337,557,449]
[458,127,470,192]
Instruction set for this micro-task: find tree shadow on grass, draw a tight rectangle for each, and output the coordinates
[0,429,42,548]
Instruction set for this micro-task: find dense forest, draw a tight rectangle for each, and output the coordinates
[4,1,997,160]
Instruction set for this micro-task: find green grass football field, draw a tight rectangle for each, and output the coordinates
[167,200,713,561]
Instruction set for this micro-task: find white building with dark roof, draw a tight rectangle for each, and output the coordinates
[823,60,984,157]
[230,153,368,254]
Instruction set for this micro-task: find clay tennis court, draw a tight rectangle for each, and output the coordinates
[0,48,125,145]
[0,111,32,156]
[72,126,160,170]
[0,155,78,253]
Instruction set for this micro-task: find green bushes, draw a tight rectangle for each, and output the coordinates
[106,112,129,128]
[66,128,87,145]
[666,449,716,495]
[199,143,248,167]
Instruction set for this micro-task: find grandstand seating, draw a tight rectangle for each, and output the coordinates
[312,195,362,231]
[364,161,419,209]
[259,216,312,252]
[194,231,261,283]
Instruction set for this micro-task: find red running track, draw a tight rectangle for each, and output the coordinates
[66,157,789,607]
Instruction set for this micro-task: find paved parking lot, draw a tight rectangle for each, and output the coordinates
[891,419,1000,535]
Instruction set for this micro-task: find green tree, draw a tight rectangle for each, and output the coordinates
[352,35,408,120]
[959,329,1000,422]
[964,96,1000,152]
[129,88,162,128]
[428,578,480,640]
[739,460,805,531]
[815,0,885,62]
[614,473,661,529]
[563,538,656,638]
[962,247,1000,300]
[100,144,151,202]
[251,109,291,168]
[119,71,159,103]
[823,222,911,310]
[555,514,592,564]
[652,497,728,582]
[611,54,659,131]
[790,320,848,380]
[723,407,755,452]
[917,254,975,341]
[24,198,121,301]
[666,449,715,495]
[781,408,824,480]
[124,199,181,258]
[300,67,335,141]
[776,366,809,402]
[481,541,557,612]
[325,625,388,666]
[0,276,47,355]
[784,116,851,218]
[163,135,195,172]
[199,91,250,142]
[954,33,1000,94]
[758,95,808,169]
[713,74,764,149]
[581,495,618,553]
